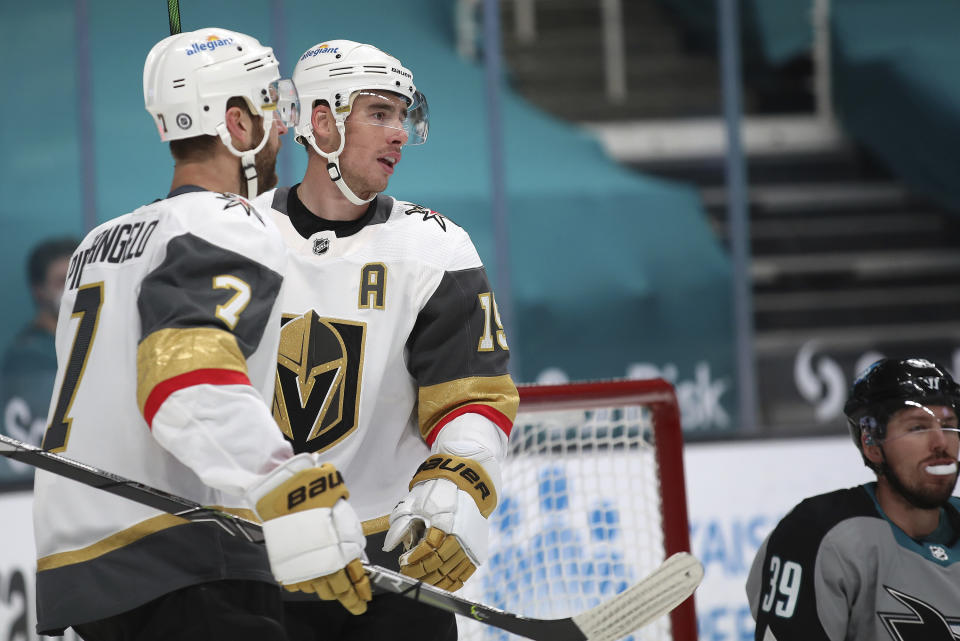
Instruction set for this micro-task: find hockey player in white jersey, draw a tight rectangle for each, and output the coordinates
[253,40,519,640]
[747,358,960,640]
[32,29,374,639]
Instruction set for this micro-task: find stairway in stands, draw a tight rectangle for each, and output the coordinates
[499,0,960,435]
[501,0,724,121]
[650,151,960,434]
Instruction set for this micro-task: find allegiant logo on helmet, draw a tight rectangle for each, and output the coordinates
[184,35,235,56]
[299,44,339,61]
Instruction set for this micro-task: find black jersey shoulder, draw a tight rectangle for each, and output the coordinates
[768,486,879,555]
[781,486,878,534]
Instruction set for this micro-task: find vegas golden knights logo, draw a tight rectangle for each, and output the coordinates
[273,311,365,453]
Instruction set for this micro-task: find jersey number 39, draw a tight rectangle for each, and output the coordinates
[760,555,802,618]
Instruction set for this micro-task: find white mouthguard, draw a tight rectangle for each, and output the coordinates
[925,463,958,476]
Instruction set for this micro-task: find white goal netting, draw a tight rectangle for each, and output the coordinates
[456,380,692,641]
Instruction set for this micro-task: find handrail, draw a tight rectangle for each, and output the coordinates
[601,0,627,103]
[455,0,628,104]
[812,0,836,125]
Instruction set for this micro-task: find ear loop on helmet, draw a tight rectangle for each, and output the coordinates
[859,416,883,471]
[300,95,376,206]
[216,109,275,198]
[858,414,880,447]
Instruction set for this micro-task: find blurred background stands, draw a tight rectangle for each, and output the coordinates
[463,0,960,438]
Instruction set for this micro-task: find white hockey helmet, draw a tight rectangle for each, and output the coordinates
[144,28,299,195]
[292,40,428,205]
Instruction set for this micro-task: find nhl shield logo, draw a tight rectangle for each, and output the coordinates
[313,237,330,255]
[930,545,949,562]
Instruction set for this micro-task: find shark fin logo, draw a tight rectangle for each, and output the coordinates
[878,586,960,640]
[272,311,365,453]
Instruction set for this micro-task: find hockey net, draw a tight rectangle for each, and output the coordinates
[456,379,696,641]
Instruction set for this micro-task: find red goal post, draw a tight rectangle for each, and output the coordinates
[457,378,696,641]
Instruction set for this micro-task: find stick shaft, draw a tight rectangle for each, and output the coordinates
[167,0,181,34]
[0,433,699,640]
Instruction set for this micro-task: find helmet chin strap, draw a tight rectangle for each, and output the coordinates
[216,110,274,198]
[303,122,377,206]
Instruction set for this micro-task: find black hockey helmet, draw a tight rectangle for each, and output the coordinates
[844,358,960,452]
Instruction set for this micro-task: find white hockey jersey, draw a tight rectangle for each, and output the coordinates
[33,186,292,633]
[253,187,518,529]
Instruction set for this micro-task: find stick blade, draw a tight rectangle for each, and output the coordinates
[571,552,703,641]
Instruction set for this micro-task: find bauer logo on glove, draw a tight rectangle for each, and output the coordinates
[287,469,346,509]
[410,455,496,516]
[384,454,500,592]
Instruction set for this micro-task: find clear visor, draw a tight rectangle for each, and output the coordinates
[881,400,960,444]
[264,78,299,128]
[348,89,429,145]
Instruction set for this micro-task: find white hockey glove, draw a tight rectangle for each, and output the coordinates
[383,454,498,592]
[247,453,371,614]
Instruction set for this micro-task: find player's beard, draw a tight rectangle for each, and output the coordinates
[238,117,280,197]
[879,454,958,510]
[255,138,280,195]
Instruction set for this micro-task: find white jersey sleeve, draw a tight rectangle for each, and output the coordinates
[400,208,516,449]
[135,193,293,495]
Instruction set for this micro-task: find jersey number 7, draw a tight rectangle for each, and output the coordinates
[42,273,253,453]
[42,282,104,453]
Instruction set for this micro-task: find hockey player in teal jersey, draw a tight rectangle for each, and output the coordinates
[253,40,519,640]
[33,29,375,639]
[747,358,960,640]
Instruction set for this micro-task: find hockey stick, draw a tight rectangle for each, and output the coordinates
[167,0,181,35]
[0,433,702,641]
